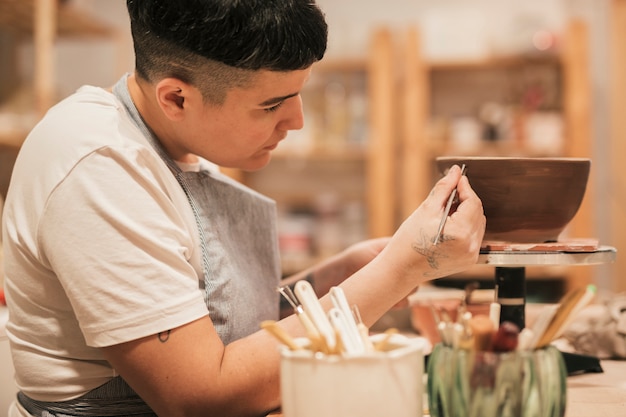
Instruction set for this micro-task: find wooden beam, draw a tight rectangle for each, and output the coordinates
[561,18,594,289]
[34,0,57,116]
[400,27,430,220]
[367,28,396,237]
[608,0,626,292]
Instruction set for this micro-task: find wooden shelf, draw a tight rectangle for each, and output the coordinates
[0,0,121,198]
[427,53,562,71]
[313,57,367,73]
[0,0,113,38]
[271,145,367,162]
[608,0,626,293]
[0,131,30,148]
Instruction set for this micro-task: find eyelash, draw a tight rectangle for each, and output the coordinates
[264,102,284,113]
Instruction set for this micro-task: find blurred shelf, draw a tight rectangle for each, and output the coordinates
[0,130,29,148]
[0,0,113,38]
[428,140,568,159]
[427,52,562,71]
[271,144,367,161]
[313,57,367,73]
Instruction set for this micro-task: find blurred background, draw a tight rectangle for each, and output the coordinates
[0,0,624,302]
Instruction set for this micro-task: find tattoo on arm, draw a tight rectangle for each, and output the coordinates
[158,330,171,343]
[412,229,450,276]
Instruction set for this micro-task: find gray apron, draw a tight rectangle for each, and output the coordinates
[17,75,281,416]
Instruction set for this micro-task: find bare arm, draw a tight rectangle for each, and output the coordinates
[102,314,298,417]
[102,164,485,417]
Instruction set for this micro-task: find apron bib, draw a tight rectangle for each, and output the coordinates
[18,75,281,416]
[113,72,281,343]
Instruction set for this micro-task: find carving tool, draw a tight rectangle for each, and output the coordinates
[373,327,399,352]
[535,285,595,348]
[433,164,466,245]
[330,287,365,352]
[329,308,360,354]
[261,320,301,351]
[468,314,495,351]
[489,285,501,329]
[351,304,375,352]
[294,279,336,351]
[277,285,320,342]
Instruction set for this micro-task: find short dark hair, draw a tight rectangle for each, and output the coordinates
[126,0,328,104]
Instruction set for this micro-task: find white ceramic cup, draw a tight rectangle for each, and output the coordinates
[280,334,426,417]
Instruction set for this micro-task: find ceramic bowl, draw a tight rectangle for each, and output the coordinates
[436,156,591,243]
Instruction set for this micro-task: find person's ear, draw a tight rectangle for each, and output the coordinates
[155,78,193,121]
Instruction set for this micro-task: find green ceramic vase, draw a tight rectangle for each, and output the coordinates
[427,344,567,417]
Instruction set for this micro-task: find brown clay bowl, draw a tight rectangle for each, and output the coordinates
[436,156,591,243]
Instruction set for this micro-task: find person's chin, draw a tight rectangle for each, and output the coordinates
[241,152,273,171]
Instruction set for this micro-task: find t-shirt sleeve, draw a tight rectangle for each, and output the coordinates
[38,146,208,347]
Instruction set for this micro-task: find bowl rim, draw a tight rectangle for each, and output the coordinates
[436,156,591,163]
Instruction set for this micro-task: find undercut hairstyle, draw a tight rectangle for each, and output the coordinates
[126,0,328,104]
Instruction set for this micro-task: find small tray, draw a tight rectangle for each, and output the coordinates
[481,239,599,252]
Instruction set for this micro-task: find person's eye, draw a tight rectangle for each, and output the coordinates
[264,101,284,113]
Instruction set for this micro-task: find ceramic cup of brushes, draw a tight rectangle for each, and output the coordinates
[280,333,426,417]
[271,281,428,417]
[426,316,567,417]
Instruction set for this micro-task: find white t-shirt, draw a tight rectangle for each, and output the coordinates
[1,85,209,403]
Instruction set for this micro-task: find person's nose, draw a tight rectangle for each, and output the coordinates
[278,95,304,131]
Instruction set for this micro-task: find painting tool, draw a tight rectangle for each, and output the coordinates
[351,305,375,352]
[468,314,495,351]
[489,285,501,329]
[535,285,596,348]
[277,285,321,342]
[261,320,301,351]
[527,304,559,349]
[294,279,336,351]
[433,164,466,245]
[373,328,399,352]
[329,308,360,354]
[330,287,365,352]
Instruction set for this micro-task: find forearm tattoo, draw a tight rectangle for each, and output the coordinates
[412,229,450,276]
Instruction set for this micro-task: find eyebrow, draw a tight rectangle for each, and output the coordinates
[258,92,299,107]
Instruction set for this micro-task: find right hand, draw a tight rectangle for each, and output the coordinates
[379,164,486,283]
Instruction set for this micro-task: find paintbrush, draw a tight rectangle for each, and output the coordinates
[535,285,596,348]
[261,320,301,351]
[433,164,467,245]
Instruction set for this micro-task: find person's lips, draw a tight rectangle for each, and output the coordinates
[264,133,287,151]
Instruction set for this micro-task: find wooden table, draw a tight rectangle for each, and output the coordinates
[566,359,626,417]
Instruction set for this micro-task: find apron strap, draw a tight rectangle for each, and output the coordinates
[16,377,156,417]
[112,74,213,303]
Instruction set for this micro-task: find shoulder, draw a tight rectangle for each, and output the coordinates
[12,85,168,198]
[5,85,182,240]
[31,85,148,153]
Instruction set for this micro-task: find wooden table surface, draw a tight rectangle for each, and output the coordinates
[566,359,626,417]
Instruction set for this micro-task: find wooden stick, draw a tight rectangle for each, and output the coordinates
[261,320,300,351]
[374,328,399,352]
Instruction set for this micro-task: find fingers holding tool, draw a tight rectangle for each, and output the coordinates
[433,164,466,245]
[433,164,485,249]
